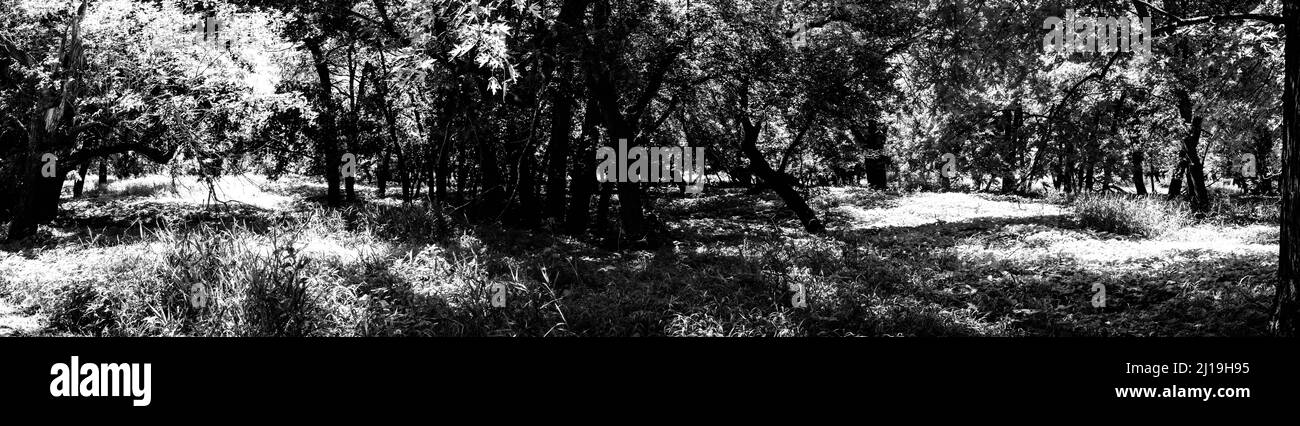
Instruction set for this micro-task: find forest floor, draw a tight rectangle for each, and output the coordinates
[0,174,1280,336]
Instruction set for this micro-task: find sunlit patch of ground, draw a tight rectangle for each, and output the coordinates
[0,299,42,336]
[829,191,1066,229]
[67,174,294,210]
[828,192,1276,336]
[949,223,1277,265]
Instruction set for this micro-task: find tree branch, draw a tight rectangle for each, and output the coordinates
[0,33,32,67]
[64,142,177,167]
[644,93,680,137]
[629,42,688,127]
[778,116,816,173]
[370,0,411,46]
[1132,0,1284,36]
[72,121,110,136]
[3,113,26,135]
[1153,14,1285,36]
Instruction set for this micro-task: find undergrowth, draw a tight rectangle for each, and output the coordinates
[1,181,1278,337]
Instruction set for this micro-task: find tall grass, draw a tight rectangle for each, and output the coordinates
[17,205,579,337]
[1072,193,1191,238]
[33,222,359,336]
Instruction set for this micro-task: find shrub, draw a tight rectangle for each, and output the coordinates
[1072,193,1190,238]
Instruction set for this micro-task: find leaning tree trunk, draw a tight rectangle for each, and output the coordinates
[741,117,825,233]
[1275,0,1300,336]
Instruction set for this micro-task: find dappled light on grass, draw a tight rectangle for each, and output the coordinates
[0,181,1281,337]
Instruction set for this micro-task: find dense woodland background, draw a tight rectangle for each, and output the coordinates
[0,0,1297,337]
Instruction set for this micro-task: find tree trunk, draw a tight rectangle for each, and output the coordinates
[72,161,88,198]
[1062,139,1077,193]
[5,158,44,240]
[1001,107,1024,194]
[1149,164,1158,195]
[344,150,356,202]
[565,100,600,235]
[854,121,890,190]
[544,0,587,221]
[1082,151,1095,192]
[1183,116,1209,211]
[1274,0,1299,335]
[741,117,825,233]
[455,137,466,205]
[1102,160,1113,193]
[516,136,539,228]
[434,120,452,210]
[578,0,678,243]
[377,146,389,198]
[1168,159,1187,198]
[6,4,86,240]
[476,122,506,219]
[344,49,361,203]
[594,182,611,237]
[306,40,342,208]
[1254,125,1274,195]
[1000,171,1018,194]
[613,178,645,240]
[585,92,645,241]
[777,119,814,175]
[397,143,411,203]
[545,64,576,221]
[7,132,66,240]
[96,158,108,192]
[1131,150,1147,195]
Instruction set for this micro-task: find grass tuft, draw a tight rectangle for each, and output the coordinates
[1072,193,1190,238]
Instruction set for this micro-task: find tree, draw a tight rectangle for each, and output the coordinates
[1,1,256,240]
[1130,0,1294,334]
